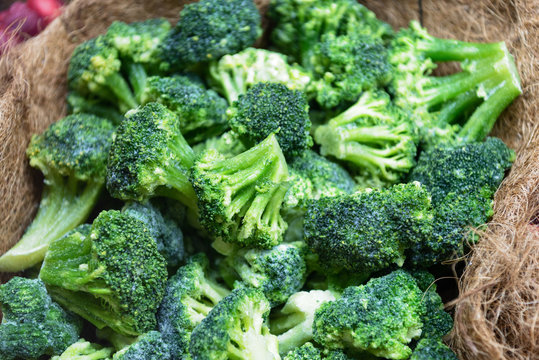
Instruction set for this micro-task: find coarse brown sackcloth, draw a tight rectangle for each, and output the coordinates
[0,0,537,358]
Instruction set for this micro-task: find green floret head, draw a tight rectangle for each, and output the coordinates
[228,82,313,159]
[208,47,311,103]
[51,339,114,360]
[189,287,280,360]
[39,211,168,336]
[315,90,417,187]
[141,75,229,144]
[122,200,184,269]
[304,182,433,274]
[112,331,171,360]
[420,288,453,340]
[283,342,322,360]
[191,133,290,249]
[106,102,197,210]
[193,130,247,159]
[68,36,137,112]
[411,339,458,360]
[313,270,425,360]
[306,33,392,108]
[0,277,82,359]
[160,0,262,69]
[157,254,230,359]
[221,242,308,306]
[105,18,171,71]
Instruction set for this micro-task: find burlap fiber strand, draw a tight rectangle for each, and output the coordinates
[0,0,537,359]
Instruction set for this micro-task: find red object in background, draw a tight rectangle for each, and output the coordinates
[0,23,23,55]
[1,2,42,36]
[27,0,62,26]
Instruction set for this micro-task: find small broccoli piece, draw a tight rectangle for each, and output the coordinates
[111,331,170,360]
[140,75,228,144]
[189,287,280,359]
[0,114,114,272]
[122,200,184,269]
[411,339,458,360]
[227,82,313,159]
[313,270,425,359]
[157,254,230,359]
[220,242,308,306]
[68,36,137,112]
[193,130,247,159]
[106,102,197,211]
[67,92,125,126]
[39,211,168,336]
[315,90,417,187]
[270,290,336,355]
[389,21,521,147]
[160,0,262,69]
[283,342,322,360]
[191,133,290,250]
[51,339,114,360]
[0,277,82,359]
[208,47,311,103]
[421,287,453,340]
[304,182,434,274]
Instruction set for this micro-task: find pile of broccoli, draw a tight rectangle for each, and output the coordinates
[0,0,520,358]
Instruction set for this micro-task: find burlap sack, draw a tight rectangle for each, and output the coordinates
[0,0,537,358]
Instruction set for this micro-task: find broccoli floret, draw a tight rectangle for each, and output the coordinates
[39,211,168,336]
[220,242,308,306]
[304,182,434,274]
[0,114,114,272]
[411,339,458,360]
[67,92,125,126]
[157,254,230,360]
[227,82,313,159]
[191,133,290,250]
[112,331,170,360]
[122,200,184,269]
[51,339,114,360]
[315,90,417,187]
[208,47,311,103]
[140,75,228,144]
[313,270,425,359]
[106,102,197,211]
[389,21,522,147]
[283,342,322,360]
[160,0,262,69]
[0,277,82,359]
[193,130,247,159]
[270,290,336,355]
[189,287,280,359]
[68,36,137,112]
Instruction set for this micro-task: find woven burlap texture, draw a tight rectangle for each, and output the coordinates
[0,0,537,359]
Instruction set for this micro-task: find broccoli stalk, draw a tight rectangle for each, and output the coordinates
[51,339,114,360]
[0,114,114,272]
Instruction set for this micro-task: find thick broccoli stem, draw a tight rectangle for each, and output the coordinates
[105,71,138,112]
[185,280,231,323]
[417,35,507,62]
[0,174,102,272]
[125,62,148,104]
[208,65,245,104]
[435,90,482,126]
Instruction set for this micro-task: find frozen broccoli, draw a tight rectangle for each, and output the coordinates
[112,331,171,360]
[51,339,114,360]
[411,339,458,360]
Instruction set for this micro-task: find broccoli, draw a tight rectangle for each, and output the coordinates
[220,241,308,306]
[283,342,322,360]
[122,199,184,269]
[39,211,168,336]
[191,133,290,250]
[160,0,262,70]
[51,339,114,360]
[313,270,425,360]
[0,277,82,359]
[315,90,417,187]
[407,138,515,265]
[67,91,125,126]
[304,182,434,274]
[157,254,230,360]
[411,339,458,360]
[140,75,228,144]
[189,287,280,360]
[68,36,137,113]
[270,290,336,354]
[112,331,171,360]
[193,130,247,159]
[208,47,311,103]
[227,82,313,159]
[0,114,114,272]
[389,21,522,147]
[106,102,198,211]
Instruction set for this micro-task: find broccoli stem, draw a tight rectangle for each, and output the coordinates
[156,164,197,212]
[435,90,482,126]
[125,62,148,104]
[418,37,506,62]
[106,72,138,113]
[209,65,244,104]
[0,175,102,272]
